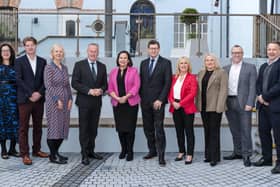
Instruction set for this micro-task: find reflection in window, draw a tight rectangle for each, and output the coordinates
[66,20,75,37]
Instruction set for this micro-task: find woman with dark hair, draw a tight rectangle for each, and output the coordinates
[108,50,140,161]
[0,43,20,159]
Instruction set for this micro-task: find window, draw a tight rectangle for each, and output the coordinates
[66,20,75,37]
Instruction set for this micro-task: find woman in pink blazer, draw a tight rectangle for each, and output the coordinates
[108,50,140,161]
[168,56,198,164]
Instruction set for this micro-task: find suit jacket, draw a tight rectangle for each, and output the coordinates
[256,58,280,112]
[168,73,198,114]
[224,62,257,108]
[139,55,172,105]
[108,67,141,107]
[71,59,108,107]
[196,68,228,113]
[15,54,47,104]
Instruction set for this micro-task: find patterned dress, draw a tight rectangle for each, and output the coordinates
[44,62,72,139]
[0,65,19,141]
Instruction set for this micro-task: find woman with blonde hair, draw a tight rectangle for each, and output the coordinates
[196,53,228,166]
[44,44,72,164]
[168,56,198,164]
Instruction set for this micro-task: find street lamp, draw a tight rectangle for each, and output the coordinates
[135,16,143,56]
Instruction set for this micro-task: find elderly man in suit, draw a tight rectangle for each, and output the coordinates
[223,45,257,167]
[15,36,49,165]
[140,40,172,166]
[71,43,108,165]
[253,41,280,174]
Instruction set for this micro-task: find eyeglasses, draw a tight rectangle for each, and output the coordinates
[231,52,243,55]
[148,47,159,50]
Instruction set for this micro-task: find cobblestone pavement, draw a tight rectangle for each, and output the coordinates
[0,152,279,187]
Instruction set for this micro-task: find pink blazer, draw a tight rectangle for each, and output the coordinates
[108,67,141,106]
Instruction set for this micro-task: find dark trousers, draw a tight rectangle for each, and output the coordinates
[118,132,135,154]
[201,111,222,162]
[173,108,195,155]
[226,97,252,157]
[78,106,101,157]
[18,101,44,157]
[141,102,166,158]
[259,106,280,164]
[1,139,17,154]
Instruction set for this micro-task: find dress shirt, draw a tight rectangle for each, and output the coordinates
[149,55,159,73]
[173,74,186,100]
[27,55,37,75]
[228,61,242,96]
[88,59,98,75]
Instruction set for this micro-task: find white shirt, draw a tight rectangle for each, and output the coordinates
[173,74,186,100]
[27,55,37,75]
[228,61,242,96]
[88,59,98,74]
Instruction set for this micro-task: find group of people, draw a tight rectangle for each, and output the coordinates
[0,37,280,175]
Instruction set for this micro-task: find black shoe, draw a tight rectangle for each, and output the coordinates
[223,153,242,160]
[159,159,166,166]
[88,152,103,160]
[210,161,217,167]
[271,165,280,174]
[143,153,157,160]
[185,160,192,165]
[1,153,9,159]
[8,150,20,157]
[204,159,210,163]
[253,157,272,167]
[57,153,68,161]
[119,151,126,159]
[126,152,133,161]
[82,157,90,165]
[49,156,67,164]
[243,157,251,167]
[174,153,185,161]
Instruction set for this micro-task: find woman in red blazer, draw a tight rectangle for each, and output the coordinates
[168,56,198,164]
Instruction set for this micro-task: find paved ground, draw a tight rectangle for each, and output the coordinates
[0,152,279,187]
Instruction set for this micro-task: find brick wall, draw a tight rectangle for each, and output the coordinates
[0,0,20,8]
[55,0,83,9]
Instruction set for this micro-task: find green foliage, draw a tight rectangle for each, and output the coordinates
[180,8,199,25]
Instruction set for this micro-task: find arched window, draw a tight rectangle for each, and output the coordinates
[66,20,75,37]
[130,0,155,54]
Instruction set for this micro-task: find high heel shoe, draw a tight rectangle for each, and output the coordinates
[1,153,9,159]
[185,155,193,165]
[174,153,185,161]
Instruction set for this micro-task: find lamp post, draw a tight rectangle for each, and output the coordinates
[135,16,143,56]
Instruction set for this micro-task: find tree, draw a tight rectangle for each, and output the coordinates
[180,8,199,25]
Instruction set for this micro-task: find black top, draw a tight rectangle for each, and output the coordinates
[201,70,213,111]
[117,68,127,98]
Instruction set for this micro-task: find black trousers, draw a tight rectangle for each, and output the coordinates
[118,132,135,154]
[78,106,101,156]
[259,106,280,164]
[141,102,166,157]
[173,108,195,155]
[201,111,222,162]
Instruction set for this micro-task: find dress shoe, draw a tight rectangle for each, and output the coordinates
[22,156,32,165]
[8,150,20,157]
[82,157,90,165]
[204,159,210,163]
[223,153,242,160]
[271,164,280,174]
[174,153,185,161]
[143,153,157,160]
[210,161,217,167]
[253,157,272,167]
[119,151,126,159]
[185,160,192,165]
[49,156,67,164]
[159,159,166,166]
[1,153,9,159]
[57,153,68,161]
[126,152,133,161]
[185,155,193,165]
[88,152,103,160]
[32,151,49,158]
[243,157,251,167]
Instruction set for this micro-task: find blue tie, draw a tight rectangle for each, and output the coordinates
[148,59,154,77]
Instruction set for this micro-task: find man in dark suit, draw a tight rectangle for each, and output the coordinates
[223,45,257,167]
[253,41,280,174]
[140,40,172,166]
[71,43,107,165]
[15,36,48,165]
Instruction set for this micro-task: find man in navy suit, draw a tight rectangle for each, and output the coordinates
[15,36,48,165]
[140,40,172,166]
[72,43,108,165]
[254,41,280,174]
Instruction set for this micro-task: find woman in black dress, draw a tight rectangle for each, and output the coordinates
[108,51,140,161]
[0,43,20,159]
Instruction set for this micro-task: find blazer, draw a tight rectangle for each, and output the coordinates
[15,54,47,104]
[139,55,172,105]
[108,67,141,107]
[224,62,257,108]
[168,73,198,114]
[196,68,228,113]
[71,59,108,107]
[256,58,280,112]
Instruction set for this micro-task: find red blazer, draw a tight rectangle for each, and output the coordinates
[168,73,198,114]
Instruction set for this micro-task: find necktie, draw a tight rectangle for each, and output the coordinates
[91,63,97,81]
[148,59,154,77]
